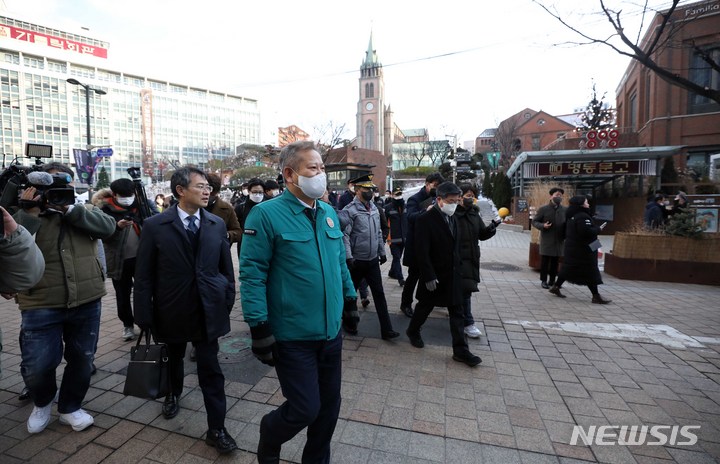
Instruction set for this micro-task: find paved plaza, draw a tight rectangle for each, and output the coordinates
[1,226,719,463]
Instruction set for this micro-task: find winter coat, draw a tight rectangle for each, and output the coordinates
[133,205,235,343]
[373,198,389,241]
[643,201,665,229]
[338,197,386,261]
[532,202,567,256]
[384,199,408,245]
[454,204,497,293]
[403,188,434,267]
[14,204,115,310]
[561,205,602,286]
[337,189,354,210]
[207,197,243,244]
[239,189,356,341]
[0,224,44,294]
[101,197,146,280]
[414,206,463,307]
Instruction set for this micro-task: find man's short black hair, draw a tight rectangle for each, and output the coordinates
[247,178,265,191]
[264,179,280,191]
[549,187,564,195]
[206,173,222,193]
[436,181,462,198]
[425,172,445,185]
[459,183,478,197]
[654,194,665,202]
[110,178,135,196]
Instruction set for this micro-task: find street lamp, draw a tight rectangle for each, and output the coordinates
[66,78,106,151]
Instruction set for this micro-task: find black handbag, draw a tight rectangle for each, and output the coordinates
[123,329,170,400]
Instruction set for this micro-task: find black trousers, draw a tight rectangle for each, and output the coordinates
[167,339,227,430]
[111,257,136,328]
[400,265,420,308]
[260,333,342,464]
[539,255,560,284]
[349,258,394,334]
[407,300,469,356]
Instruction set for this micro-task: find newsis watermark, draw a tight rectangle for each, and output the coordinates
[570,425,700,446]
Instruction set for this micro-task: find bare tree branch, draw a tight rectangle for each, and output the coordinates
[532,0,720,105]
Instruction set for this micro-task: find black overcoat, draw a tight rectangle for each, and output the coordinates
[133,205,235,343]
[414,206,463,307]
[561,205,603,286]
[455,204,497,293]
[402,188,434,267]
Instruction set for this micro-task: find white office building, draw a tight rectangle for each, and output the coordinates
[0,14,261,185]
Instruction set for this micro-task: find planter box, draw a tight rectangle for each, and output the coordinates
[612,232,720,263]
[605,232,720,285]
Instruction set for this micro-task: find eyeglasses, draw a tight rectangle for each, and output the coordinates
[190,184,213,192]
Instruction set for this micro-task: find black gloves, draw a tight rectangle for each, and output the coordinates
[342,297,360,335]
[250,322,276,366]
[346,258,355,270]
[379,255,387,265]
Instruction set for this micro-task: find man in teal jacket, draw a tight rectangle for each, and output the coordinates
[240,141,356,464]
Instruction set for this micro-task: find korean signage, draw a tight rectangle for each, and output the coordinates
[0,24,108,59]
[524,160,656,177]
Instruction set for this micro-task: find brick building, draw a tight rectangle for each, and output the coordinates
[615,0,720,171]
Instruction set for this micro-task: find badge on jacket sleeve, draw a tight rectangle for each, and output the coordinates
[326,217,334,228]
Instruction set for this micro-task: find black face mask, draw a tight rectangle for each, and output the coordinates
[429,188,437,198]
[393,198,404,208]
[462,197,474,208]
[361,191,374,202]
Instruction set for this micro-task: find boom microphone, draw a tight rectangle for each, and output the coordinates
[27,171,54,186]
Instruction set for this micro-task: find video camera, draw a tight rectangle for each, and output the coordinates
[0,143,75,210]
[127,166,152,219]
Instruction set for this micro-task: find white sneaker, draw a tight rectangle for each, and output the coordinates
[122,327,136,341]
[59,409,94,431]
[27,403,53,434]
[464,325,482,338]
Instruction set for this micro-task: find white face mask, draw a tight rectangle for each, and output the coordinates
[242,189,249,196]
[117,195,135,207]
[270,189,280,197]
[249,193,264,203]
[296,172,327,200]
[440,202,457,216]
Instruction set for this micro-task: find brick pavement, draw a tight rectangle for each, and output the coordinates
[1,225,719,463]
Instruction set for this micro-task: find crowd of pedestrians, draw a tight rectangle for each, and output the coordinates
[0,141,618,461]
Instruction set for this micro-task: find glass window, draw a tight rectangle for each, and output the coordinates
[689,45,720,114]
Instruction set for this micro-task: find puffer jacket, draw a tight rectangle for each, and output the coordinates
[455,204,497,293]
[338,197,385,261]
[14,204,116,310]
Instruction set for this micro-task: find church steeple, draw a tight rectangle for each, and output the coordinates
[362,32,381,69]
[357,31,385,153]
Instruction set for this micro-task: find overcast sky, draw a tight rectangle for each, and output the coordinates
[3,0,678,145]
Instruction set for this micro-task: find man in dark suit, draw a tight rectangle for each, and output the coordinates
[399,172,444,317]
[134,166,238,454]
[405,181,482,367]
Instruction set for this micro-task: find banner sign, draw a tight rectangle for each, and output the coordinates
[73,148,101,185]
[140,89,155,178]
[523,160,656,177]
[0,25,108,59]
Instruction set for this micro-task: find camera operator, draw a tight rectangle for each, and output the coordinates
[100,178,152,342]
[12,162,115,435]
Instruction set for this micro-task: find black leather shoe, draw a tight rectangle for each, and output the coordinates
[452,351,482,367]
[406,329,424,348]
[18,386,31,401]
[205,427,237,454]
[541,281,549,289]
[162,394,180,419]
[257,416,281,463]
[398,279,405,287]
[400,305,414,318]
[381,330,400,340]
[592,295,612,304]
[549,285,566,298]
